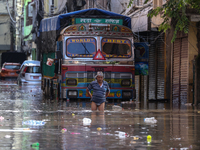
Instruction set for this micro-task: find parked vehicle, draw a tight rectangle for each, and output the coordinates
[0,62,21,79]
[20,60,40,70]
[17,62,42,85]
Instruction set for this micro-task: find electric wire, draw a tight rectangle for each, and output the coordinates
[6,1,16,23]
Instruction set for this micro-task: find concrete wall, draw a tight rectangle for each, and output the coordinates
[0,1,11,51]
[0,16,10,50]
[151,0,164,28]
[110,0,125,14]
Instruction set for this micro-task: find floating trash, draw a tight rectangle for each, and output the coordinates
[97,127,102,131]
[71,132,80,135]
[23,120,46,126]
[144,117,157,124]
[115,131,127,138]
[5,135,11,138]
[132,136,142,140]
[0,116,4,120]
[83,118,91,126]
[0,129,35,132]
[112,105,122,111]
[61,128,67,133]
[31,142,39,147]
[147,135,152,143]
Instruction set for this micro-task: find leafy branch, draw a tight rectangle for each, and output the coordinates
[128,0,200,43]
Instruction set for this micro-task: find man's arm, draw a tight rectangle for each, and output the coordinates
[86,88,92,98]
[106,90,110,98]
[105,82,110,98]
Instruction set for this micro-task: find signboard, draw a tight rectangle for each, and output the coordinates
[135,62,148,75]
[134,43,149,61]
[75,18,123,25]
[134,43,149,75]
[93,49,105,60]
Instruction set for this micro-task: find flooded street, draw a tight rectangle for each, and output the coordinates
[0,80,199,150]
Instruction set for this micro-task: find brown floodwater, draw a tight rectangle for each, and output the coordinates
[0,80,199,150]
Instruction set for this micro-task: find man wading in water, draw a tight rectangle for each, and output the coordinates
[86,71,110,111]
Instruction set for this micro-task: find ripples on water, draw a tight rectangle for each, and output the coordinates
[0,80,199,150]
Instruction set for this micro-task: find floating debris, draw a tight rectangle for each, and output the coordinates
[83,118,91,126]
[61,128,67,133]
[71,132,80,135]
[97,127,102,131]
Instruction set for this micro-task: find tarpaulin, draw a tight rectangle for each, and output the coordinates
[38,8,131,52]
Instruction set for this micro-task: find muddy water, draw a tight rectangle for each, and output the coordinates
[0,80,199,150]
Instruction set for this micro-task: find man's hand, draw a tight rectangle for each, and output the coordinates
[86,88,92,98]
[106,91,110,98]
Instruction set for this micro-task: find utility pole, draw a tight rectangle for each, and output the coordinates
[16,0,22,52]
[10,0,15,51]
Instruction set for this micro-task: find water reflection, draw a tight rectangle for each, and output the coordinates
[0,80,199,149]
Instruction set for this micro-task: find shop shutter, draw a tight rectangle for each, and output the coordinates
[148,31,165,100]
[156,35,165,99]
[172,38,181,104]
[148,32,157,99]
[180,37,188,104]
[172,37,188,104]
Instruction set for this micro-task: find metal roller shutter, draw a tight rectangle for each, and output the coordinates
[172,39,181,104]
[156,35,165,99]
[180,37,188,104]
[172,37,188,104]
[148,31,165,100]
[148,32,157,99]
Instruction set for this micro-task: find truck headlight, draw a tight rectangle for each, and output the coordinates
[68,90,78,97]
[67,79,77,85]
[122,91,132,98]
[121,79,131,86]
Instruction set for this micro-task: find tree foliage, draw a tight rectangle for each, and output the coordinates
[128,0,200,42]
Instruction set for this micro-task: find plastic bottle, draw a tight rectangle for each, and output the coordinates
[31,142,39,147]
[147,135,152,143]
[23,120,46,126]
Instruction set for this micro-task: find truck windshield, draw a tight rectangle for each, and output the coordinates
[66,38,96,57]
[102,38,132,58]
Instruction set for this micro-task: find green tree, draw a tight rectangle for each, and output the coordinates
[128,0,200,42]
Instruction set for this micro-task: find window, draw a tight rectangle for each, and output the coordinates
[25,66,41,73]
[66,38,96,57]
[102,38,132,58]
[4,65,20,70]
[26,2,33,26]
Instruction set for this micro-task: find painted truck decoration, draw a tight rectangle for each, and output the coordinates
[39,8,136,100]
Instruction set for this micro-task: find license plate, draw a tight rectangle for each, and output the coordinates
[33,76,39,79]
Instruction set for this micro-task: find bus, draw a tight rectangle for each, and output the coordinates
[39,8,136,101]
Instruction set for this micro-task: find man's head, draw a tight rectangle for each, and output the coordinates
[95,71,104,83]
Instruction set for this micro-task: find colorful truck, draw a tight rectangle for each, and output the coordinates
[39,8,136,101]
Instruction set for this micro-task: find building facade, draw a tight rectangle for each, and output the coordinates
[0,0,13,66]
